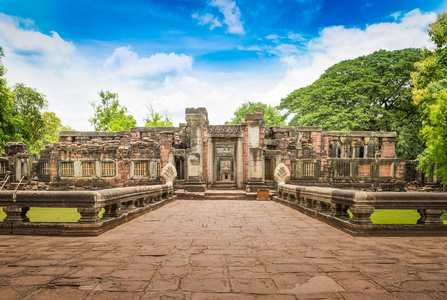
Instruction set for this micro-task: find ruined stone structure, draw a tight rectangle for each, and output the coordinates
[0,107,418,192]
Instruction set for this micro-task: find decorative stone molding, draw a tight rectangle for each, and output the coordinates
[161,163,177,187]
[274,163,290,186]
[208,125,242,137]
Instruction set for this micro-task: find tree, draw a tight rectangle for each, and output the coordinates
[39,112,62,148]
[412,12,447,185]
[230,101,285,126]
[0,49,68,152]
[0,47,20,151]
[12,83,48,153]
[278,48,423,159]
[143,102,173,127]
[60,125,75,132]
[89,90,137,131]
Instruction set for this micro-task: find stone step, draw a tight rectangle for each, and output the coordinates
[210,182,239,190]
[176,189,275,201]
[205,190,246,200]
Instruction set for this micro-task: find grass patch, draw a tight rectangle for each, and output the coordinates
[348,209,447,224]
[0,207,105,223]
[0,207,446,224]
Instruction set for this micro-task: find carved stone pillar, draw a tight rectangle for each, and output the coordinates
[2,206,30,223]
[349,205,374,225]
[77,207,101,223]
[245,109,265,192]
[331,203,350,218]
[417,209,444,225]
[102,203,122,219]
[185,108,207,192]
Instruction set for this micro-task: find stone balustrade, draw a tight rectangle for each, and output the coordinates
[0,184,175,236]
[275,184,447,236]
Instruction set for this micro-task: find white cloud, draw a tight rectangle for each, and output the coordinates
[193,0,245,35]
[0,15,196,130]
[390,11,402,21]
[103,46,193,82]
[266,34,279,40]
[0,8,439,132]
[0,13,75,66]
[261,9,437,106]
[287,32,305,42]
[192,12,222,30]
[210,0,245,35]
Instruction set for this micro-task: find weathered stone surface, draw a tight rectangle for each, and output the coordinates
[0,107,426,193]
[0,200,447,298]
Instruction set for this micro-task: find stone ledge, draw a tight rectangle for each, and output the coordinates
[0,196,176,236]
[274,196,447,237]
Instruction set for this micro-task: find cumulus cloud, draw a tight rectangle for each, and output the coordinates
[193,0,245,35]
[0,14,196,130]
[103,46,193,82]
[0,8,439,130]
[0,13,75,66]
[261,9,437,106]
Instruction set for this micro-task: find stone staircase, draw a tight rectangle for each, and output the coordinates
[204,190,250,200]
[176,189,276,201]
[209,181,239,190]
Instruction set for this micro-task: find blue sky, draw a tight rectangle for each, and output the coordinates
[0,0,444,129]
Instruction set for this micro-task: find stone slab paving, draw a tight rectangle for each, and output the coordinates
[1,200,447,299]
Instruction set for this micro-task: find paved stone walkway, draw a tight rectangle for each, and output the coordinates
[1,200,447,299]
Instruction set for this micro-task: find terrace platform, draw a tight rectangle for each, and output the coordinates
[1,199,447,299]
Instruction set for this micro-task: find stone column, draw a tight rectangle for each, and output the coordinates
[245,108,265,192]
[184,108,207,192]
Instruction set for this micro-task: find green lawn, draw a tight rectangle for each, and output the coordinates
[349,209,447,224]
[0,207,104,223]
[0,207,446,224]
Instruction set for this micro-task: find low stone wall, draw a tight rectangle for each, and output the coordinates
[0,185,176,236]
[274,184,447,236]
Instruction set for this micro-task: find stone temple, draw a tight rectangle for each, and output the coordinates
[0,107,418,192]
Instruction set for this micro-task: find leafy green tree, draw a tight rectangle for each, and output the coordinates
[60,125,75,132]
[0,49,68,152]
[0,47,20,151]
[278,48,423,159]
[12,83,48,153]
[230,101,285,126]
[38,111,62,149]
[412,12,447,185]
[143,103,173,127]
[89,90,137,131]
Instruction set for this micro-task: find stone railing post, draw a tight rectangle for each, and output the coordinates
[77,207,101,223]
[2,206,30,223]
[417,209,445,225]
[102,203,122,220]
[349,205,374,225]
[331,203,350,218]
